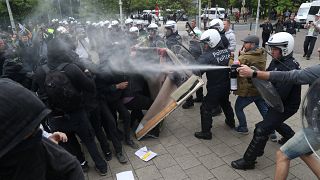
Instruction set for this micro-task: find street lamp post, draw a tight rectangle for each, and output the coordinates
[254,0,261,35]
[57,0,62,19]
[5,0,16,33]
[119,0,123,26]
[198,0,201,29]
[216,4,218,19]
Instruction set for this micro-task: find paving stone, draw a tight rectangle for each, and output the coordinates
[159,135,180,147]
[111,164,134,175]
[185,165,214,180]
[188,143,212,157]
[160,165,188,180]
[255,156,275,170]
[148,143,168,156]
[262,165,296,180]
[210,164,241,180]
[231,142,249,154]
[153,154,178,170]
[200,137,223,147]
[159,127,173,137]
[165,120,182,131]
[135,165,162,180]
[198,153,226,170]
[139,138,162,148]
[172,126,193,138]
[174,154,202,170]
[234,168,268,180]
[209,143,236,157]
[167,143,192,157]
[127,154,154,170]
[290,163,318,180]
[179,135,202,147]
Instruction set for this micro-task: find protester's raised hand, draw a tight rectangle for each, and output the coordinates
[116,82,129,89]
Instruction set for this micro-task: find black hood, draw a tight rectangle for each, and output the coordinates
[0,78,51,158]
[47,38,74,68]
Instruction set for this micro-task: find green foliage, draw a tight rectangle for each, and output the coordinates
[275,0,293,14]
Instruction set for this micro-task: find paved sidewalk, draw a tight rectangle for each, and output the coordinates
[83,26,320,179]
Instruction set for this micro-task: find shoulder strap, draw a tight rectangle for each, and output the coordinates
[56,63,70,71]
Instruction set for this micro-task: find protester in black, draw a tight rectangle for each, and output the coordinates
[260,18,273,47]
[32,38,108,175]
[0,78,84,180]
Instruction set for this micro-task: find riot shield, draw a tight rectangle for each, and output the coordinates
[301,78,320,158]
[251,66,284,112]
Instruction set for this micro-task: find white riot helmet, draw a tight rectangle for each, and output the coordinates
[266,32,294,57]
[147,23,159,36]
[136,20,144,25]
[164,20,177,33]
[125,18,134,25]
[147,23,158,30]
[200,29,221,48]
[129,26,139,37]
[209,19,224,32]
[56,26,69,34]
[111,20,119,26]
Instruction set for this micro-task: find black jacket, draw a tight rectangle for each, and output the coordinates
[267,55,301,110]
[32,63,95,102]
[0,133,84,180]
[198,46,231,91]
[165,32,181,50]
[260,23,273,35]
[284,20,298,34]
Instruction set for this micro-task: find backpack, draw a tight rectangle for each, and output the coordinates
[43,63,82,112]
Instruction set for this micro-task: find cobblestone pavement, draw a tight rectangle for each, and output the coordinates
[85,22,320,180]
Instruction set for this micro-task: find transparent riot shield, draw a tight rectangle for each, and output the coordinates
[251,66,284,112]
[301,78,320,158]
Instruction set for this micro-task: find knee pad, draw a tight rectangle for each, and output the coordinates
[254,125,269,138]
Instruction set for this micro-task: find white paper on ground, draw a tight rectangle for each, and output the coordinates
[135,146,157,162]
[116,171,135,180]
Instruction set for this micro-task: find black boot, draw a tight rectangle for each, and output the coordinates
[225,119,235,129]
[194,131,212,140]
[231,158,255,170]
[196,105,213,140]
[182,97,194,109]
[232,125,269,170]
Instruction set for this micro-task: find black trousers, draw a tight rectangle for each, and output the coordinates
[125,94,153,122]
[99,101,123,153]
[262,33,270,48]
[304,36,317,57]
[200,89,235,132]
[243,107,296,161]
[109,100,133,139]
[48,109,107,170]
[88,106,111,155]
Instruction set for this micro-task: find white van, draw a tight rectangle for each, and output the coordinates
[201,8,225,20]
[306,1,320,24]
[295,2,311,26]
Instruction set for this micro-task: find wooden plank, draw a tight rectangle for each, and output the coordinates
[136,100,177,140]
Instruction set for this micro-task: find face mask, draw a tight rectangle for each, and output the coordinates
[165,28,172,36]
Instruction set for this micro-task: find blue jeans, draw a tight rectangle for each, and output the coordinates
[235,96,268,128]
[281,128,320,159]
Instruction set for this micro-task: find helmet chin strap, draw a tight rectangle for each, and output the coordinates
[263,48,292,70]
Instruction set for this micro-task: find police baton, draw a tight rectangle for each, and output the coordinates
[186,22,197,36]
